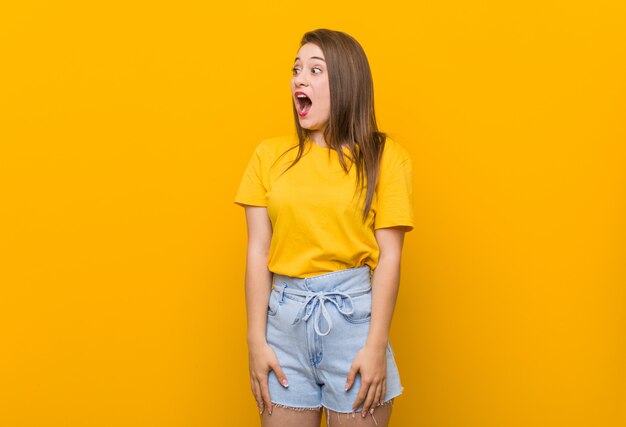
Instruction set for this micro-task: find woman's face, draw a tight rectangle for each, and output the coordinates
[291,43,331,136]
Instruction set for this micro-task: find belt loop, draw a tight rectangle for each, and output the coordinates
[279,282,287,303]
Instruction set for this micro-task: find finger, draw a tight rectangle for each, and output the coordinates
[259,375,273,415]
[361,380,379,417]
[352,375,369,412]
[370,381,381,411]
[271,361,289,388]
[380,377,387,406]
[251,378,263,414]
[345,364,358,391]
[373,382,383,410]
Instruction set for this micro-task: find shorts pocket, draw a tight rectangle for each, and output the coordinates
[344,291,372,324]
[267,289,281,317]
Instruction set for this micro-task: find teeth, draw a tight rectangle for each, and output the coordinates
[295,93,312,114]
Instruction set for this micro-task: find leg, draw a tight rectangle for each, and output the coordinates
[260,403,323,427]
[325,399,394,427]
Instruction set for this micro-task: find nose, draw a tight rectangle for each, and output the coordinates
[293,70,308,87]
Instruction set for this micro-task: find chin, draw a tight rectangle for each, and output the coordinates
[299,120,317,129]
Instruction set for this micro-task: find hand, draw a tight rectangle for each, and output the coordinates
[248,340,289,415]
[345,342,387,417]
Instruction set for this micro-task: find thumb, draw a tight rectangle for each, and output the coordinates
[345,363,359,391]
[271,361,289,388]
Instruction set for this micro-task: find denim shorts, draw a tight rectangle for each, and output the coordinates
[265,265,404,413]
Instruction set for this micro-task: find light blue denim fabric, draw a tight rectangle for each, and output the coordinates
[265,265,404,413]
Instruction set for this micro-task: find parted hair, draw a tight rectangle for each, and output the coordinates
[278,28,387,223]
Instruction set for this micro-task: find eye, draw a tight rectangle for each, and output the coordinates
[291,66,300,75]
[312,66,322,74]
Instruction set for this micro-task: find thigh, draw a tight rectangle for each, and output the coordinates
[325,401,393,427]
[260,405,322,427]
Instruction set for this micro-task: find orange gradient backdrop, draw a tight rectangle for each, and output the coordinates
[1,1,625,426]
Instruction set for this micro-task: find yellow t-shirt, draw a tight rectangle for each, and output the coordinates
[234,134,415,278]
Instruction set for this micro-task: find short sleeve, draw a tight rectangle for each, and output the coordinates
[374,157,415,232]
[234,143,267,207]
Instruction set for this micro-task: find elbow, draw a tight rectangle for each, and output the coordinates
[378,251,402,264]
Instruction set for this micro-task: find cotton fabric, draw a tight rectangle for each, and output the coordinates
[234,134,414,278]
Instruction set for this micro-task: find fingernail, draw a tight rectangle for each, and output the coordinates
[370,408,374,414]
[362,411,366,417]
[344,384,349,391]
[281,379,289,387]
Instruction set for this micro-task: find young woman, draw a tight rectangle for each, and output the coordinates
[234,29,415,427]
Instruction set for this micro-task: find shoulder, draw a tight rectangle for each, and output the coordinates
[255,134,299,156]
[380,135,411,166]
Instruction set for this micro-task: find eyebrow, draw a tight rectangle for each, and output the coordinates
[294,56,326,62]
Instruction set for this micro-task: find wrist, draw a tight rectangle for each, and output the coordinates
[247,334,268,346]
[365,338,388,351]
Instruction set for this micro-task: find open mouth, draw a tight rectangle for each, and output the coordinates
[295,93,312,116]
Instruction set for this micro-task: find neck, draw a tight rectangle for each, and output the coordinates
[307,130,327,148]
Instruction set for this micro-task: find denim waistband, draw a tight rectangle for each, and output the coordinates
[272,265,373,337]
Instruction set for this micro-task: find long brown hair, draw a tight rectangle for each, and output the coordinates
[278,28,386,223]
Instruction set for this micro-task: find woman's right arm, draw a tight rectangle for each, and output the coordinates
[243,206,288,415]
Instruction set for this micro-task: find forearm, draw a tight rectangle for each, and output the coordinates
[245,251,273,346]
[366,254,401,349]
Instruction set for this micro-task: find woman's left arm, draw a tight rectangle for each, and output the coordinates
[346,226,407,417]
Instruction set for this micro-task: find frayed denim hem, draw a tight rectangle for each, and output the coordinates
[323,396,397,426]
[324,392,402,426]
[270,402,322,411]
[263,397,396,426]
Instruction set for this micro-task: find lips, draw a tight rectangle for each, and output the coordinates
[294,91,312,117]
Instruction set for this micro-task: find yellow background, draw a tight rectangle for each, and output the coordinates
[1,0,625,426]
